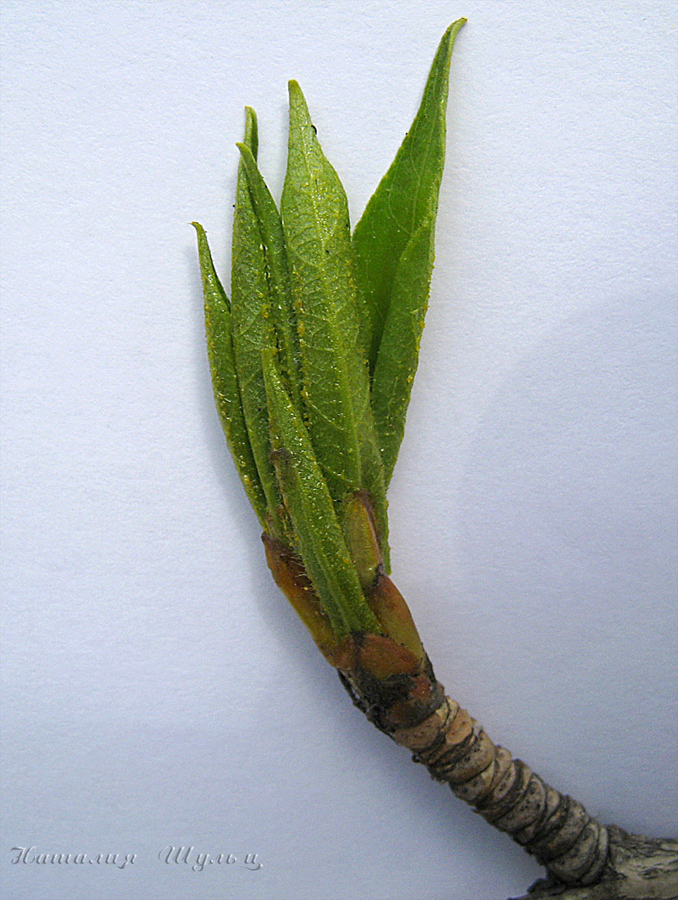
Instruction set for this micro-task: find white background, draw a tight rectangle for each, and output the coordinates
[1,2,676,899]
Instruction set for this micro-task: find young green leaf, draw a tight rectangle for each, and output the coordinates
[352,19,465,481]
[281,81,362,497]
[230,107,285,535]
[193,221,268,526]
[236,141,303,412]
[262,349,381,636]
[371,216,435,485]
[280,81,390,565]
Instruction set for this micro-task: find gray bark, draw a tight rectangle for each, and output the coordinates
[515,827,678,899]
[337,638,677,898]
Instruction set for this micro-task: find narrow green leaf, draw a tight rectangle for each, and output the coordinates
[371,216,435,485]
[262,349,381,636]
[353,19,464,364]
[230,107,285,535]
[281,80,390,566]
[281,80,362,497]
[193,221,268,526]
[352,19,465,479]
[236,142,303,412]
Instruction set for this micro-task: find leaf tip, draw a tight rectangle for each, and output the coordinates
[243,106,258,157]
[444,18,467,49]
[287,78,308,112]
